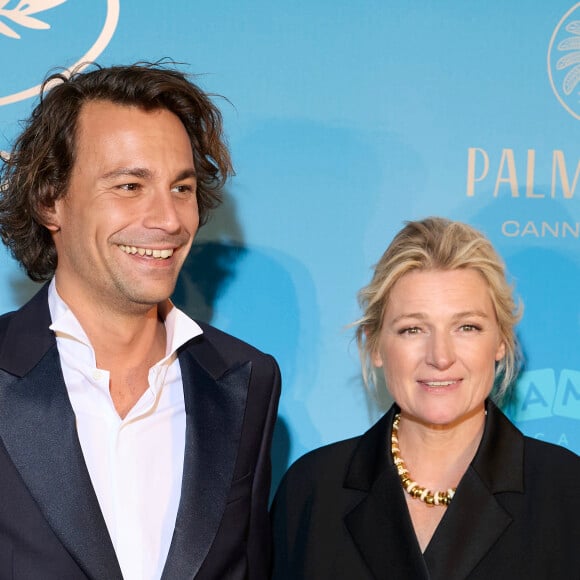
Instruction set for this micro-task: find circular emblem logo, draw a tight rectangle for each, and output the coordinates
[548,2,580,120]
[0,0,119,107]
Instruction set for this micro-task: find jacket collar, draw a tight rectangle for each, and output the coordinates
[343,402,524,580]
[161,334,251,579]
[470,399,525,493]
[343,406,429,579]
[0,282,55,376]
[0,284,123,579]
[0,285,251,580]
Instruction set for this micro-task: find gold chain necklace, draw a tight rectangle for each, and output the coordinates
[391,413,456,507]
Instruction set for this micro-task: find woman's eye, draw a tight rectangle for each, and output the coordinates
[459,324,480,332]
[399,327,421,335]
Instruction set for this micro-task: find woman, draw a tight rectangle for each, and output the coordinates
[271,217,580,580]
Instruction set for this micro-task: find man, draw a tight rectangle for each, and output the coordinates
[0,62,281,579]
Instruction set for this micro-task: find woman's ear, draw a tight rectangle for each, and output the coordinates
[365,327,383,368]
[495,340,506,362]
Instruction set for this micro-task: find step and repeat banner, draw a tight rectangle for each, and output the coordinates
[1,0,579,490]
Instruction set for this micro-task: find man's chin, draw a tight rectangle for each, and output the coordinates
[115,286,176,312]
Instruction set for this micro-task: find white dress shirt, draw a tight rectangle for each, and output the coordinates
[48,280,203,580]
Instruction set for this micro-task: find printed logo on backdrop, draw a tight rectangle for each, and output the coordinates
[465,3,580,241]
[461,2,580,453]
[0,0,119,107]
[548,2,580,121]
[506,369,580,450]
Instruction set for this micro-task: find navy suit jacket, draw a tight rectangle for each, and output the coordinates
[271,402,580,579]
[0,285,281,579]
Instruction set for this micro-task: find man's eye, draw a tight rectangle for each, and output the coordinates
[119,183,140,191]
[172,184,195,195]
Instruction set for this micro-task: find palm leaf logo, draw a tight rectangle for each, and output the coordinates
[0,0,118,106]
[547,3,580,120]
[0,0,67,39]
[557,20,580,95]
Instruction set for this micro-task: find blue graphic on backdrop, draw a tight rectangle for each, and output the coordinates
[507,369,580,450]
[0,0,118,106]
[509,369,580,419]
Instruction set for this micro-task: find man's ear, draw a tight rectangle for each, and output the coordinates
[38,198,62,232]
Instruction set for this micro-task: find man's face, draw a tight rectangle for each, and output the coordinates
[48,100,199,315]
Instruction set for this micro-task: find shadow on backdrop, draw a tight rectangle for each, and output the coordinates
[173,240,296,499]
[173,188,308,497]
[173,186,245,322]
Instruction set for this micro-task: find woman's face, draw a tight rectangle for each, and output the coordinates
[372,268,505,427]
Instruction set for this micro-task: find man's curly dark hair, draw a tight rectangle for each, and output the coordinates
[0,61,233,282]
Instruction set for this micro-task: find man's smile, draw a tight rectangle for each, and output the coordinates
[118,244,174,259]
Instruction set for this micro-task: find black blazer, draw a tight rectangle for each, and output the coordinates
[271,402,580,579]
[0,285,281,580]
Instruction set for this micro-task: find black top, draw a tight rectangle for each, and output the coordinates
[271,401,580,580]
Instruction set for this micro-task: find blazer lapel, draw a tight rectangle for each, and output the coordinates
[343,408,430,580]
[424,401,524,580]
[423,469,512,580]
[0,288,122,580]
[342,402,523,580]
[161,340,250,580]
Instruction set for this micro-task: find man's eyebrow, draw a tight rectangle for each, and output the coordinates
[101,167,153,180]
[100,167,197,181]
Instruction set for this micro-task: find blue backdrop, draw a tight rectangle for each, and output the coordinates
[1,0,579,494]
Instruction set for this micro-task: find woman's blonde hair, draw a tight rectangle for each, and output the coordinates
[355,217,522,401]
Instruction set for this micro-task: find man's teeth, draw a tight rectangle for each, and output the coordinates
[425,381,456,386]
[119,245,174,259]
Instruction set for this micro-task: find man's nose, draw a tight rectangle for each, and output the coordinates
[143,189,181,232]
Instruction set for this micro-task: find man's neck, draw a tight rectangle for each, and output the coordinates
[89,309,168,419]
[54,282,169,418]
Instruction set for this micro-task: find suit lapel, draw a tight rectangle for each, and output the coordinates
[161,339,251,580]
[0,288,122,580]
[343,408,430,580]
[424,401,523,580]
